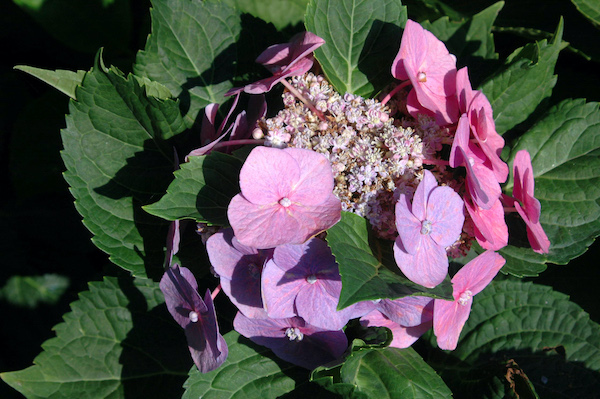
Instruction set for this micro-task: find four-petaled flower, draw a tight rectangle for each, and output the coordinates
[228,146,342,249]
[394,169,465,288]
[433,250,505,350]
[160,265,228,373]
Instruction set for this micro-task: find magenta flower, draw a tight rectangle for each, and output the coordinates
[455,67,508,183]
[234,312,348,370]
[509,150,550,254]
[227,146,341,249]
[206,228,273,319]
[226,32,325,96]
[433,250,505,350]
[360,310,432,349]
[394,169,465,288]
[392,19,458,125]
[159,265,228,373]
[261,238,372,330]
[450,113,501,210]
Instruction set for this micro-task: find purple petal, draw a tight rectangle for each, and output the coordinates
[186,289,228,373]
[427,186,465,248]
[233,313,347,370]
[394,193,422,254]
[160,265,207,328]
[377,296,434,327]
[285,148,335,205]
[411,169,438,221]
[361,310,432,348]
[394,236,448,288]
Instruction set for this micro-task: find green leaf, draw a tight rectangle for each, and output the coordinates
[479,18,563,135]
[500,99,600,277]
[326,212,453,309]
[60,53,186,277]
[143,152,242,226]
[314,344,452,399]
[422,1,503,62]
[435,279,600,398]
[0,277,191,399]
[572,0,600,29]
[305,0,407,97]
[134,0,241,127]
[232,0,308,30]
[0,274,69,308]
[14,66,85,99]
[183,330,324,398]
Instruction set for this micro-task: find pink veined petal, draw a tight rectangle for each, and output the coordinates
[465,157,502,210]
[412,169,439,221]
[239,147,300,205]
[405,88,436,120]
[296,282,350,330]
[451,250,506,297]
[449,113,471,168]
[395,194,423,254]
[261,258,303,319]
[290,198,342,238]
[378,296,434,327]
[228,195,302,248]
[427,186,465,248]
[285,147,335,205]
[514,150,541,223]
[394,236,448,288]
[456,67,474,114]
[465,196,508,251]
[515,202,551,254]
[433,297,472,350]
[160,265,207,328]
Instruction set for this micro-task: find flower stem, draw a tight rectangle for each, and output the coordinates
[211,284,222,300]
[422,158,450,166]
[211,139,265,152]
[381,80,411,106]
[281,79,326,121]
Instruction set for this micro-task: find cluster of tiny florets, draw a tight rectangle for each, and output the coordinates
[258,73,450,239]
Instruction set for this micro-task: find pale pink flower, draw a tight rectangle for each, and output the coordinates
[464,196,508,251]
[433,250,505,350]
[394,170,465,288]
[228,146,341,249]
[392,19,459,125]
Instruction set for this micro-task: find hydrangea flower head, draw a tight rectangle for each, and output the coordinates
[510,150,550,254]
[394,169,465,288]
[228,146,341,249]
[234,313,347,370]
[159,265,228,373]
[226,32,325,95]
[392,19,458,125]
[433,250,505,350]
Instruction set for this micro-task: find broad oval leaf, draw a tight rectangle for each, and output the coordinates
[326,212,452,309]
[134,0,241,127]
[501,99,600,276]
[572,0,600,29]
[0,277,191,399]
[305,0,407,97]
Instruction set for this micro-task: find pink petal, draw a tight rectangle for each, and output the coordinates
[427,186,465,248]
[296,282,350,330]
[261,258,303,319]
[515,202,551,254]
[378,296,434,327]
[394,193,422,254]
[394,235,448,288]
[451,250,506,297]
[513,150,541,223]
[433,297,472,350]
[239,146,300,205]
[285,148,335,205]
[465,197,508,251]
[412,169,439,221]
